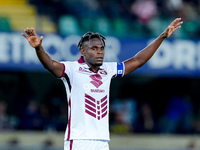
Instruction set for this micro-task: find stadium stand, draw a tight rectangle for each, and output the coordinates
[58,15,80,35]
[0,0,56,33]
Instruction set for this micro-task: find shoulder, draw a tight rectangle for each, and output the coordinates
[102,62,117,67]
[101,62,117,74]
[61,60,78,66]
[102,62,124,77]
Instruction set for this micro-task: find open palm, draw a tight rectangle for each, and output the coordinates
[22,28,43,48]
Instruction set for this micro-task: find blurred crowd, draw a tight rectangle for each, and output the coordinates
[0,98,67,132]
[109,95,195,134]
[27,0,200,38]
[1,75,200,135]
[1,92,200,134]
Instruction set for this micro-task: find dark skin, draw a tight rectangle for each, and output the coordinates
[22,18,183,77]
[80,38,105,72]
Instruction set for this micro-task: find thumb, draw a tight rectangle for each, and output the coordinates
[40,36,43,41]
[39,36,43,44]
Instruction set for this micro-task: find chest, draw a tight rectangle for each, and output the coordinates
[71,66,111,93]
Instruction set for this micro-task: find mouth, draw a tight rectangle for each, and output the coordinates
[96,57,103,61]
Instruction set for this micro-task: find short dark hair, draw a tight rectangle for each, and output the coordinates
[77,32,106,49]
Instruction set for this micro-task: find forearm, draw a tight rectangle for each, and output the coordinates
[35,45,63,77]
[35,45,53,69]
[134,33,166,65]
[124,33,166,75]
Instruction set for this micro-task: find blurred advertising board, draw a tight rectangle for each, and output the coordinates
[0,32,200,77]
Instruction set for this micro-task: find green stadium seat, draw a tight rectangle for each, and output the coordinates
[93,17,112,35]
[148,17,172,37]
[181,20,200,38]
[0,17,11,32]
[58,15,80,35]
[80,18,94,33]
[112,18,129,37]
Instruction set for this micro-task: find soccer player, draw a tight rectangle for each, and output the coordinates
[22,18,183,150]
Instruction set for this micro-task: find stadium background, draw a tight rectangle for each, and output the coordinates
[0,0,200,149]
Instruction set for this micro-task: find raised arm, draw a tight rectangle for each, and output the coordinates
[22,28,64,78]
[123,18,183,76]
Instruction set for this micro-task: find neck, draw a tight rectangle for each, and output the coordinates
[87,63,100,73]
[91,67,100,73]
[81,56,101,73]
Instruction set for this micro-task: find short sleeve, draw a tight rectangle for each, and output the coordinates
[104,62,124,78]
[60,61,74,78]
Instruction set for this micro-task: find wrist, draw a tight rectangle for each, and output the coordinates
[159,32,167,39]
[35,45,42,50]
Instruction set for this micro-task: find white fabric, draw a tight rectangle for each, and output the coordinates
[64,139,109,150]
[61,59,124,141]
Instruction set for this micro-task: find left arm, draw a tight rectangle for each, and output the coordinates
[123,18,183,76]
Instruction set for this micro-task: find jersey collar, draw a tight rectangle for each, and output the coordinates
[77,56,104,73]
[78,56,85,64]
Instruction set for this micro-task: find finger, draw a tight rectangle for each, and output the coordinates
[171,18,182,26]
[40,36,43,42]
[22,33,29,39]
[24,28,30,35]
[176,21,183,27]
[174,25,182,30]
[25,28,32,36]
[31,28,36,36]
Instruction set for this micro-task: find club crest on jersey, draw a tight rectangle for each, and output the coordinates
[85,94,108,120]
[90,74,103,88]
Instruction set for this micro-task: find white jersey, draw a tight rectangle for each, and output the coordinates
[61,56,124,141]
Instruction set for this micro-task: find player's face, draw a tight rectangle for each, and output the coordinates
[81,38,105,68]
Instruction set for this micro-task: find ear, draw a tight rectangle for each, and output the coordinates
[80,48,86,56]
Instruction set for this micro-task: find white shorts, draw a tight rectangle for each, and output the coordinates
[64,139,110,150]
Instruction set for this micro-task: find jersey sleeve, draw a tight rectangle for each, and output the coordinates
[60,61,74,78]
[105,62,125,78]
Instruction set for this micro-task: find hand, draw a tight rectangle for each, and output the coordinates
[22,28,43,48]
[162,18,183,38]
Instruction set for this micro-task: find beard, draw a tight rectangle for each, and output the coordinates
[94,62,103,67]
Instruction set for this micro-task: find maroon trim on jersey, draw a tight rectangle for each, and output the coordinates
[85,104,96,113]
[61,63,65,78]
[78,56,85,63]
[64,73,72,92]
[102,111,107,118]
[85,109,96,118]
[102,105,107,113]
[101,95,107,103]
[67,97,72,140]
[61,63,72,92]
[70,140,73,150]
[101,100,107,108]
[85,99,96,108]
[84,94,108,120]
[85,94,95,102]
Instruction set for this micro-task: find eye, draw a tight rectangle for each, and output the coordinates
[101,47,104,50]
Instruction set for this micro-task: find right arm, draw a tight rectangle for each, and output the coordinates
[22,28,63,78]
